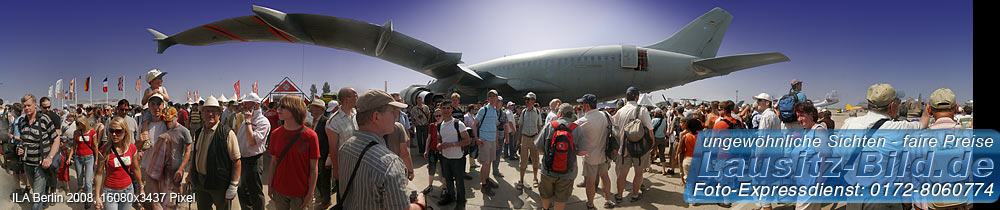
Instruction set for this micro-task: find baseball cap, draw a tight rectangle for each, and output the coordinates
[791,78,802,85]
[507,101,515,107]
[241,93,263,104]
[626,87,640,96]
[487,89,499,96]
[525,92,537,100]
[929,88,956,110]
[326,100,340,112]
[866,84,897,108]
[357,90,408,113]
[576,94,597,105]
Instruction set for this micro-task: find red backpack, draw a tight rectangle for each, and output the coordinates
[544,121,577,174]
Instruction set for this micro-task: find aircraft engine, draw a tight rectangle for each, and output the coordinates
[399,85,443,106]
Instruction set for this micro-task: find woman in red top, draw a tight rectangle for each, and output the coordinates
[267,95,320,210]
[422,109,444,194]
[95,116,143,210]
[675,117,703,186]
[69,117,98,197]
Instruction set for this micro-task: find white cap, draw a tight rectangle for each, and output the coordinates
[752,93,772,101]
[326,100,340,112]
[507,101,515,107]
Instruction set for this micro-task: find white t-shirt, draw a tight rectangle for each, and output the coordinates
[438,119,468,159]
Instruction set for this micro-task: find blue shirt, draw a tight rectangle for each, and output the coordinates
[652,118,667,138]
[475,104,502,141]
[791,90,807,102]
[396,110,410,130]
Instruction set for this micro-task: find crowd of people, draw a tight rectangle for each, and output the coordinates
[0,70,975,210]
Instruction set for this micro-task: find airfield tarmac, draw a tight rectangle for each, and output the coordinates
[1,112,862,210]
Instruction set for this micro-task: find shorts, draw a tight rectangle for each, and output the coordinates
[477,141,497,165]
[682,157,692,174]
[616,153,650,170]
[583,161,610,177]
[539,175,575,202]
[427,151,441,176]
[518,135,539,170]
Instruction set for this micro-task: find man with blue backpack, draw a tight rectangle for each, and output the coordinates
[777,78,808,129]
[534,103,586,210]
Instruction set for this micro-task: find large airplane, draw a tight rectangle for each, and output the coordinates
[148,5,789,105]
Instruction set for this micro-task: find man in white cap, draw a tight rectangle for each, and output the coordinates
[516,92,544,191]
[502,101,517,161]
[188,96,242,210]
[336,89,428,209]
[236,93,270,210]
[754,93,780,130]
[306,99,335,209]
[137,93,170,210]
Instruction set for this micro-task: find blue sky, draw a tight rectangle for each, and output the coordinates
[0,0,973,108]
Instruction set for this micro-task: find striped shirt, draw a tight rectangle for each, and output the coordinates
[17,111,57,166]
[337,130,409,210]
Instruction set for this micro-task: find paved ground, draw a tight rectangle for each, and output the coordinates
[1,112,859,209]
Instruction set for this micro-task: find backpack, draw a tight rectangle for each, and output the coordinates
[544,121,577,174]
[622,106,653,158]
[601,112,619,162]
[719,117,745,129]
[777,92,799,123]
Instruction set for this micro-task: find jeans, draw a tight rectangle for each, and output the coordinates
[493,133,503,172]
[416,125,429,154]
[239,154,265,210]
[25,164,51,210]
[103,184,135,210]
[75,155,95,195]
[441,157,467,203]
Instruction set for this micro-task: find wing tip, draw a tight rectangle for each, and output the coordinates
[147,28,176,54]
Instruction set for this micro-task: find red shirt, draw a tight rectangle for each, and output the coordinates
[178,109,190,128]
[428,123,440,151]
[683,133,697,158]
[75,130,97,156]
[265,110,280,131]
[104,143,137,189]
[268,126,320,197]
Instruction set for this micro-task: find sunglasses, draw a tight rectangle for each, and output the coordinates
[119,108,130,112]
[110,129,125,135]
[42,106,51,110]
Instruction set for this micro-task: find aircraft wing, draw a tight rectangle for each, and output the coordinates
[149,5,482,81]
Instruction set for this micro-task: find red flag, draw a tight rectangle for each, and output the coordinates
[234,80,241,97]
[136,75,142,91]
[187,92,191,102]
[84,77,90,92]
[103,77,108,93]
[118,76,124,91]
[252,81,258,94]
[195,90,199,100]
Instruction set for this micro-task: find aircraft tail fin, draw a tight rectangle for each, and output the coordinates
[147,28,177,54]
[646,7,733,58]
[691,52,789,76]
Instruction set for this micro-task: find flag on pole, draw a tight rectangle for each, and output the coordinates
[252,81,258,94]
[103,77,108,93]
[48,86,53,98]
[70,77,76,93]
[85,77,90,92]
[118,76,124,91]
[55,79,63,96]
[195,90,199,101]
[187,92,192,102]
[136,75,142,91]
[235,80,241,98]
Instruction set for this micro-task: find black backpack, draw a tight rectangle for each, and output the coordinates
[543,121,577,174]
[601,112,619,162]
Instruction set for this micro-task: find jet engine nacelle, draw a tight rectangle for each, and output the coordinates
[400,85,443,106]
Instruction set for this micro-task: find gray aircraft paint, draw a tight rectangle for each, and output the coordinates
[150,6,788,105]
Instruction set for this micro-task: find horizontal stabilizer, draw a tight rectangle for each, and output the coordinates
[147,28,176,54]
[692,52,789,76]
